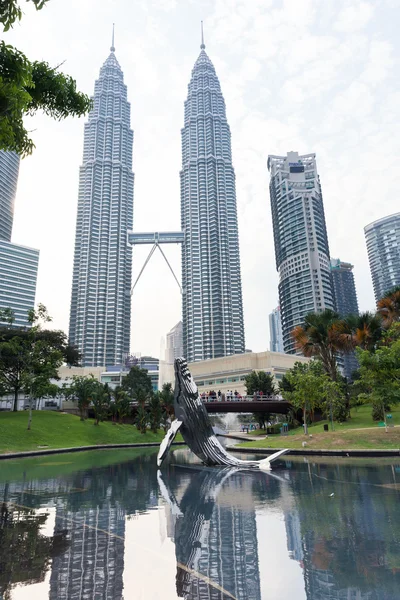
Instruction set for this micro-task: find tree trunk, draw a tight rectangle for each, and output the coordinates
[27,398,33,430]
[13,388,18,412]
[303,405,308,435]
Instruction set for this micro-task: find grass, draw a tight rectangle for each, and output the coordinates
[0,411,175,454]
[238,404,400,451]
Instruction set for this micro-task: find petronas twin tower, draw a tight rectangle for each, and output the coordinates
[69,33,245,367]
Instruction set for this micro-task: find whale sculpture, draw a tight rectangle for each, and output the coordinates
[157,357,289,469]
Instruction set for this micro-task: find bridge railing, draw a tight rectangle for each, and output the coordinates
[200,395,285,403]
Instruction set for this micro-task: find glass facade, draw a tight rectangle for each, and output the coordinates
[0,241,39,327]
[180,42,245,362]
[331,258,359,381]
[364,213,400,302]
[268,152,335,353]
[0,150,19,242]
[269,306,284,353]
[69,45,134,367]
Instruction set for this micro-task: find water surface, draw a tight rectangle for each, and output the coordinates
[1,448,400,599]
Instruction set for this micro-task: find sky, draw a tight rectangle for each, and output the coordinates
[6,0,400,359]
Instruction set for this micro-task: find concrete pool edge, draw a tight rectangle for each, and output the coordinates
[0,441,186,460]
[229,445,400,457]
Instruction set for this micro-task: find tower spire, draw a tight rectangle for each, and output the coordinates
[110,23,115,52]
[200,20,205,50]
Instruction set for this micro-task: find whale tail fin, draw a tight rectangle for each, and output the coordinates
[258,448,290,471]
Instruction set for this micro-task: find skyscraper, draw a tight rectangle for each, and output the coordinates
[165,321,183,364]
[0,150,39,328]
[0,150,19,242]
[364,212,400,302]
[69,37,134,366]
[269,306,284,353]
[330,258,359,318]
[180,31,245,362]
[0,241,39,327]
[268,151,335,353]
[330,258,359,381]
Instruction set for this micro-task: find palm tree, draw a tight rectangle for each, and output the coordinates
[292,309,351,380]
[377,286,400,327]
[339,312,383,351]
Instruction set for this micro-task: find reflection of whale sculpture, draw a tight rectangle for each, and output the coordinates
[157,358,289,469]
[158,466,263,600]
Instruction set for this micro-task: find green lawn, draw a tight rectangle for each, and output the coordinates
[238,404,400,450]
[0,411,172,454]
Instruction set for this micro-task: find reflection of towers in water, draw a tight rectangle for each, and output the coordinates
[50,501,125,600]
[186,504,261,600]
[164,469,261,600]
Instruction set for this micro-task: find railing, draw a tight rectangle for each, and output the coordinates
[200,395,285,403]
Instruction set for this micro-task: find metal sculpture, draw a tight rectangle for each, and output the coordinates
[157,357,289,469]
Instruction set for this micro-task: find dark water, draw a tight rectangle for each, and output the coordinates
[1,449,400,600]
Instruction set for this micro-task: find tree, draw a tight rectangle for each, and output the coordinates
[244,371,276,396]
[282,361,324,434]
[356,338,400,431]
[91,382,110,426]
[135,397,148,434]
[0,1,91,156]
[64,375,97,421]
[110,385,130,424]
[149,392,162,433]
[292,310,349,381]
[321,378,346,429]
[122,366,153,401]
[0,304,77,418]
[160,383,174,421]
[377,286,400,328]
[244,372,276,429]
[339,312,383,352]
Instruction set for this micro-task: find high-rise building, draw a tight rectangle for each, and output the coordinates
[0,241,39,327]
[268,151,335,353]
[364,212,400,302]
[269,306,284,353]
[180,33,245,362]
[0,150,19,242]
[0,150,39,328]
[69,39,134,366]
[330,259,359,317]
[330,258,359,381]
[165,321,183,363]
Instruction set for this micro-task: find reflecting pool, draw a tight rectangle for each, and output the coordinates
[1,448,400,599]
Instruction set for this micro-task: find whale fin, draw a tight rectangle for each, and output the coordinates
[157,419,183,467]
[258,448,290,471]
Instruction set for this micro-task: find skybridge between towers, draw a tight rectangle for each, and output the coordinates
[128,230,184,295]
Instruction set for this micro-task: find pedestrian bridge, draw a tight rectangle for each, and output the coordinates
[203,399,291,414]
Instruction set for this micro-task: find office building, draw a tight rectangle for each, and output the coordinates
[0,150,39,329]
[0,150,19,242]
[268,151,335,353]
[269,306,284,353]
[165,321,183,363]
[364,212,400,302]
[69,38,134,366]
[330,259,359,317]
[331,258,359,380]
[0,241,39,327]
[180,32,245,362]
